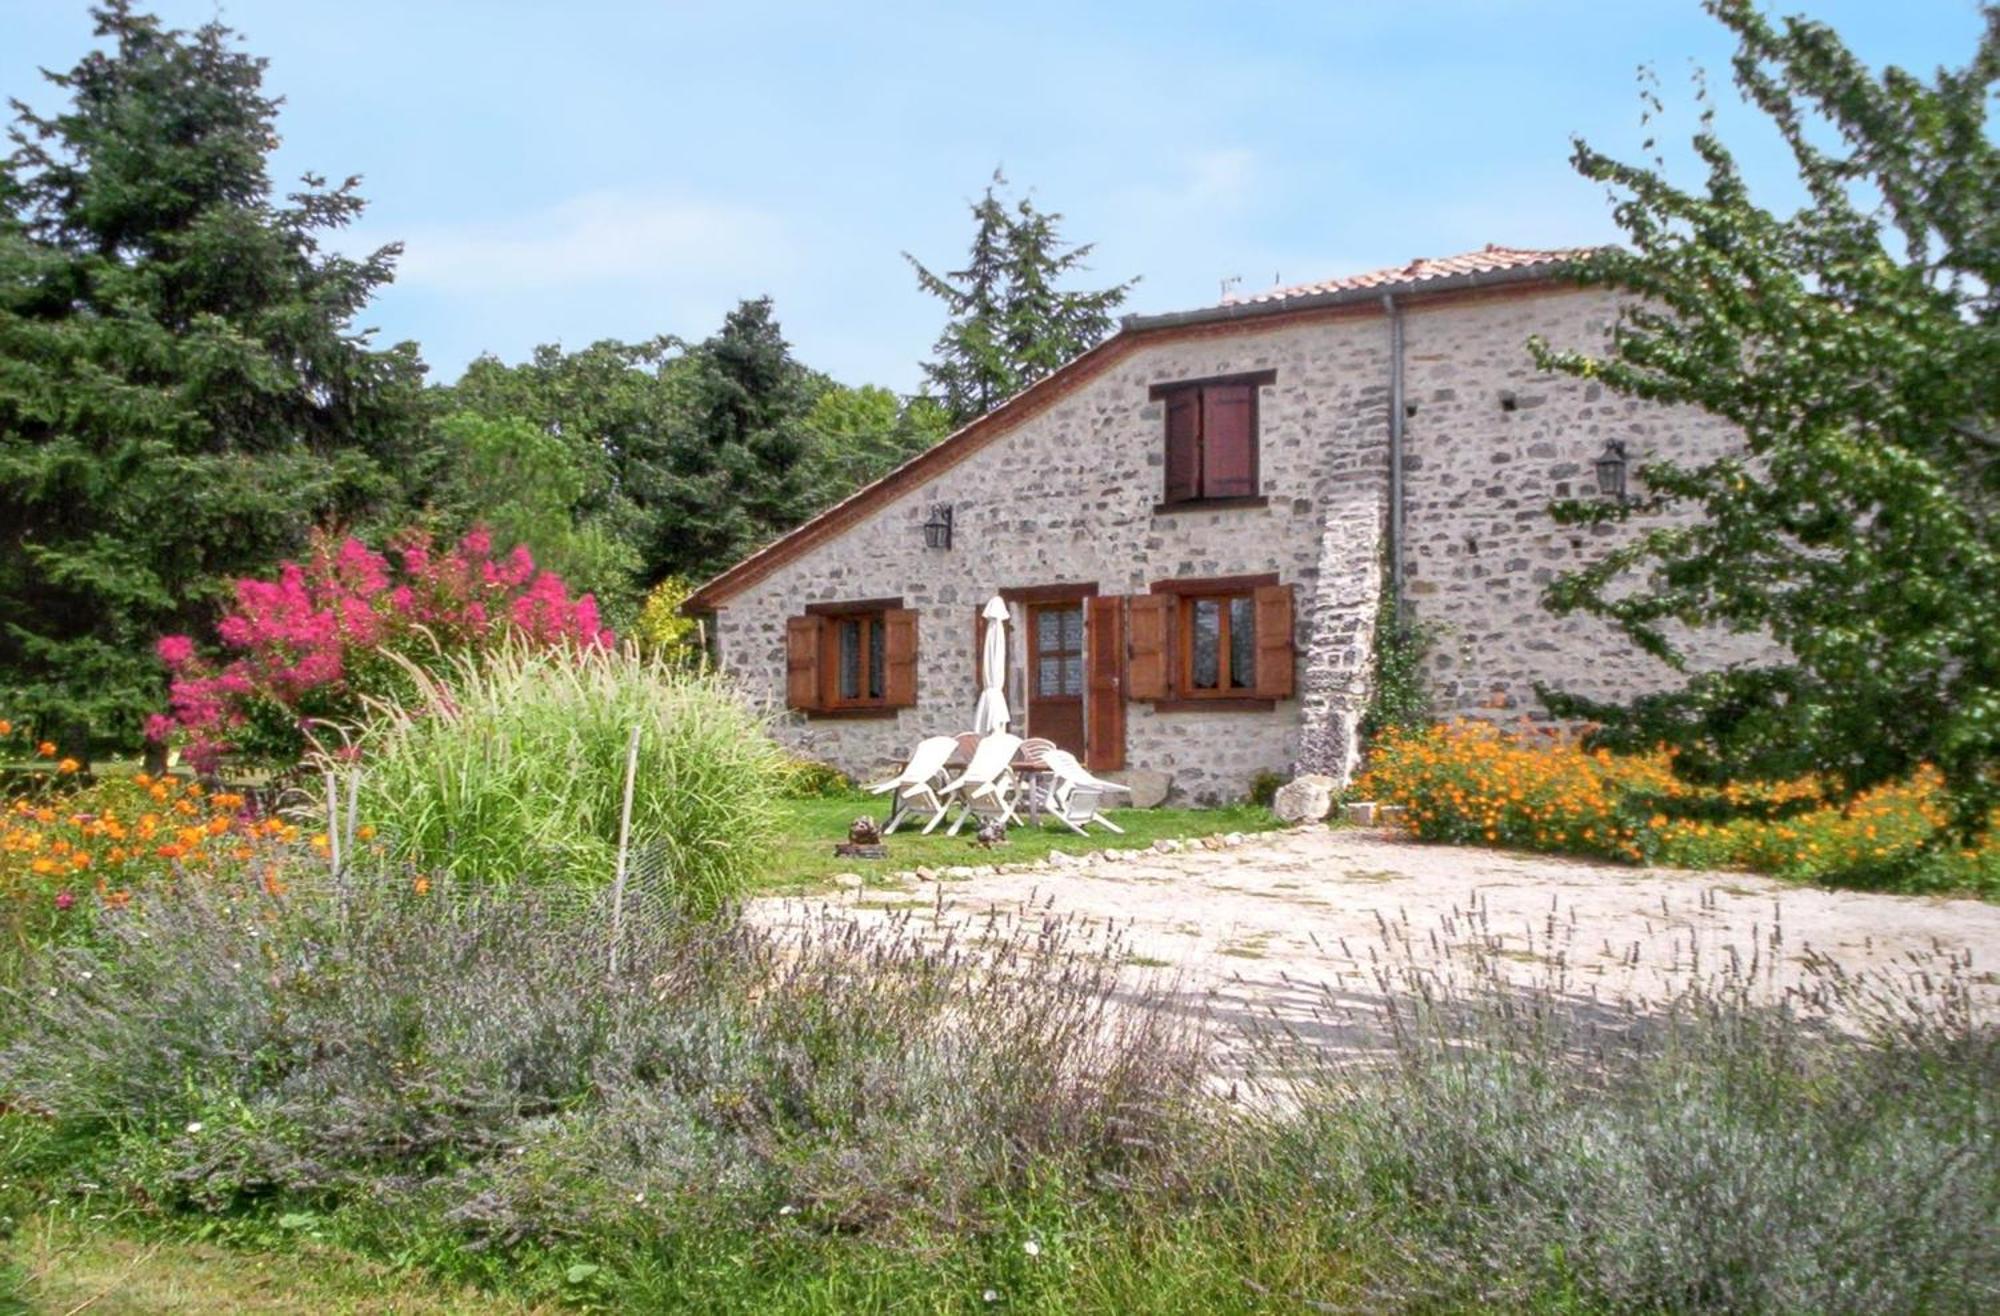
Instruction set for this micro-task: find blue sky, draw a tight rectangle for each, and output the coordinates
[2,1,1987,391]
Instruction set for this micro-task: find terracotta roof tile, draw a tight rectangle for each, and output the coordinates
[1220,244,1593,307]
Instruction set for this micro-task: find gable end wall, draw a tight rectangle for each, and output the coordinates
[708,286,1769,803]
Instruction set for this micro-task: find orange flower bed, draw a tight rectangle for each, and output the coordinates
[1357,721,1998,895]
[3,769,304,941]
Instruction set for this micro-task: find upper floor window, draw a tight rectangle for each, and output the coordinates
[1149,370,1275,506]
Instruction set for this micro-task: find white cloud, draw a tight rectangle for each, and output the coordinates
[1113,147,1260,221]
[380,190,796,292]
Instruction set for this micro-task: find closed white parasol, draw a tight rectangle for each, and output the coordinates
[973,595,1011,735]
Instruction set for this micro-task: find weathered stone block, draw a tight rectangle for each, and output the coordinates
[1118,768,1171,809]
[1273,774,1338,824]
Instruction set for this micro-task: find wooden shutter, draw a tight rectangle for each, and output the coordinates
[1163,390,1200,504]
[1126,593,1174,700]
[883,609,918,707]
[1085,595,1126,770]
[785,616,823,711]
[1202,384,1257,499]
[1252,584,1295,700]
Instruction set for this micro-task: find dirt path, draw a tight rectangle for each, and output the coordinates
[752,826,2000,1056]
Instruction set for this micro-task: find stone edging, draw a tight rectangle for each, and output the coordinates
[826,830,1264,890]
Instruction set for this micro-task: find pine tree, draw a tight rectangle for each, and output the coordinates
[0,2,427,763]
[650,298,828,579]
[907,171,1136,425]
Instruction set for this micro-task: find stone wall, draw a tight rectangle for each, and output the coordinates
[706,283,1769,803]
[1394,288,1772,719]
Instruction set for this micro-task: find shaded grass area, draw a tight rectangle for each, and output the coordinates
[2,1211,551,1315]
[0,1188,1351,1316]
[758,791,1280,893]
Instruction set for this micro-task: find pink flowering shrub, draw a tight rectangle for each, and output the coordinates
[152,529,614,770]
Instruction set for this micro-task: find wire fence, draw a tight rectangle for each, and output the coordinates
[289,723,682,975]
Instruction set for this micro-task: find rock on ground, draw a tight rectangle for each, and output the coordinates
[1271,774,1337,823]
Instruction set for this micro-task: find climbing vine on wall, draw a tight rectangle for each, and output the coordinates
[1362,599,1436,746]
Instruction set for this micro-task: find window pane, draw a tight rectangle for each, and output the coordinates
[867,617,885,699]
[1191,599,1221,690]
[837,619,861,700]
[1063,654,1084,695]
[1038,605,1083,655]
[1037,655,1062,695]
[1229,595,1256,690]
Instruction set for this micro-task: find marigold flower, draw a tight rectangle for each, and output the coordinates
[56,758,81,775]
[36,741,56,758]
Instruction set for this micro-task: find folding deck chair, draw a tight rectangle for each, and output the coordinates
[863,735,958,835]
[1040,748,1131,835]
[936,732,1024,836]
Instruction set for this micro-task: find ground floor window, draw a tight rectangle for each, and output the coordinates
[1128,576,1295,707]
[833,613,888,704]
[785,602,918,714]
[1183,593,1258,695]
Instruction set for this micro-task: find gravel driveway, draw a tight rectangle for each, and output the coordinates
[752,826,2000,1060]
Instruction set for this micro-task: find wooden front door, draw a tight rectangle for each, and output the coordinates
[1027,601,1086,756]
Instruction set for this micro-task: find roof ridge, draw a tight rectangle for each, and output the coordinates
[1220,244,1593,308]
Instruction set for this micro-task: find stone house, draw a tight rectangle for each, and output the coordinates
[684,246,1763,804]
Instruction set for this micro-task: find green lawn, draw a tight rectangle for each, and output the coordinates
[758,790,1280,893]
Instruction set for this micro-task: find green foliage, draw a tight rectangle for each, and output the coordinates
[763,792,1280,891]
[800,384,950,505]
[775,755,853,799]
[0,2,429,763]
[351,644,784,914]
[1246,770,1285,808]
[434,411,644,627]
[1361,603,1436,744]
[4,886,1991,1312]
[632,576,702,664]
[665,297,831,575]
[1530,1,2000,838]
[906,170,1137,424]
[435,302,853,588]
[0,874,1203,1304]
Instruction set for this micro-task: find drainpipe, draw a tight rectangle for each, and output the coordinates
[1382,293,1406,627]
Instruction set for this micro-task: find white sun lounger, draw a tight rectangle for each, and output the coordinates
[864,735,958,835]
[936,732,1024,836]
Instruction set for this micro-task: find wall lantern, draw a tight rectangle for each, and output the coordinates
[921,503,954,550]
[1593,440,1631,504]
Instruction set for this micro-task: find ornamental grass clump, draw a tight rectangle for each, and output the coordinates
[349,643,784,913]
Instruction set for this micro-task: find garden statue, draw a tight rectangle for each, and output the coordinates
[834,814,888,860]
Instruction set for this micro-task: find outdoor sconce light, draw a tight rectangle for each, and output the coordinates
[1594,439,1631,504]
[921,503,954,550]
